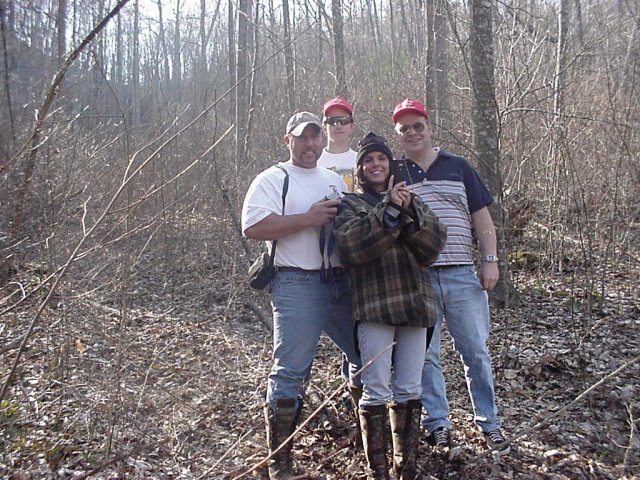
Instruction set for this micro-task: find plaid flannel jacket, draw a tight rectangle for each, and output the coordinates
[333,191,447,327]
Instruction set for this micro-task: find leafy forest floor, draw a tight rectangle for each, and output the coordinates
[1,241,639,480]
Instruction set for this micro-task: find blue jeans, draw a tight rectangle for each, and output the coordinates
[267,269,361,409]
[359,322,427,406]
[421,265,501,432]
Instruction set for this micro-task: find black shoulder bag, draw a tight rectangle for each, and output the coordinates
[247,166,289,290]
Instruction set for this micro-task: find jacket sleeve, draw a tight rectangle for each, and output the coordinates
[333,195,401,266]
[400,196,448,267]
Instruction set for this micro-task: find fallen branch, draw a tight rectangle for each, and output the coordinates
[470,354,640,462]
[0,330,39,354]
[232,342,396,479]
[71,442,151,480]
[622,402,636,476]
[244,298,272,332]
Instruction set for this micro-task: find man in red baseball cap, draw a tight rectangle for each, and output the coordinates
[392,98,510,455]
[318,96,357,192]
[317,96,363,438]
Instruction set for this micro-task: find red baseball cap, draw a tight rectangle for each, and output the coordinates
[323,96,353,116]
[392,98,429,122]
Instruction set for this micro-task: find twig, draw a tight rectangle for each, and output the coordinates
[244,298,272,331]
[0,330,39,354]
[70,442,150,480]
[231,342,396,479]
[622,402,636,476]
[470,354,640,462]
[195,428,253,479]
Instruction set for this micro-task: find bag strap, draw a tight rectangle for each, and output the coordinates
[267,166,290,267]
[319,223,336,283]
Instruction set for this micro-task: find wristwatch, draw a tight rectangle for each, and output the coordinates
[483,255,498,263]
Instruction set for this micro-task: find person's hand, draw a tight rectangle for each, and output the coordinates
[479,262,499,290]
[306,199,341,226]
[388,176,412,208]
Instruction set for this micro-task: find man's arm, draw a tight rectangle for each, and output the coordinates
[471,206,499,291]
[245,199,341,240]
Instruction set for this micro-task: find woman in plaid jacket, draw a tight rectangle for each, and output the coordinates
[334,132,446,480]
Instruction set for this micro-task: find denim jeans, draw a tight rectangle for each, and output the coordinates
[421,265,501,432]
[359,322,427,406]
[267,269,361,409]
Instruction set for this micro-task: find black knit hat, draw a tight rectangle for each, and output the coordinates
[356,132,394,166]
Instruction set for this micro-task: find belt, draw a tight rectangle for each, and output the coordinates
[430,264,468,270]
[277,266,346,274]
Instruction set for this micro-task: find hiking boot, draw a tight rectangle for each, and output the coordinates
[425,426,451,448]
[483,429,510,454]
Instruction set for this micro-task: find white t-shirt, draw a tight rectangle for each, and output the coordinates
[317,148,357,192]
[242,163,348,269]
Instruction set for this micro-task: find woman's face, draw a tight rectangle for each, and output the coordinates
[361,151,390,192]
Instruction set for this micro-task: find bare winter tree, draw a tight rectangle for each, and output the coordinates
[331,0,347,97]
[0,0,16,145]
[156,0,171,85]
[235,0,250,171]
[172,0,182,96]
[283,0,295,110]
[426,0,452,145]
[56,0,66,65]
[469,0,513,303]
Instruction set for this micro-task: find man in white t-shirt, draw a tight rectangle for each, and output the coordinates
[318,96,357,192]
[241,111,361,479]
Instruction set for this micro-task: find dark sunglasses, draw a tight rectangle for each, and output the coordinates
[325,116,353,126]
[396,121,428,135]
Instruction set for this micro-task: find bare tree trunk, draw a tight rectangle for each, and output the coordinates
[156,0,171,85]
[434,0,451,145]
[316,0,323,68]
[228,0,236,116]
[572,0,583,47]
[56,0,67,65]
[243,4,260,164]
[399,1,415,62]
[0,0,16,146]
[620,15,638,94]
[389,0,396,71]
[331,0,347,97]
[426,0,435,97]
[172,0,182,97]
[283,0,295,110]
[236,0,249,172]
[115,13,123,85]
[199,0,208,82]
[131,0,140,127]
[553,0,569,123]
[365,0,378,48]
[469,0,513,305]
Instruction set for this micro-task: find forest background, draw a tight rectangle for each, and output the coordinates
[0,0,638,478]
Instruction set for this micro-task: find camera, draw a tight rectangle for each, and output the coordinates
[390,160,412,186]
[325,185,343,201]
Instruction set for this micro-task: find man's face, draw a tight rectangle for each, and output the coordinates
[285,125,324,169]
[323,107,354,143]
[395,112,432,156]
